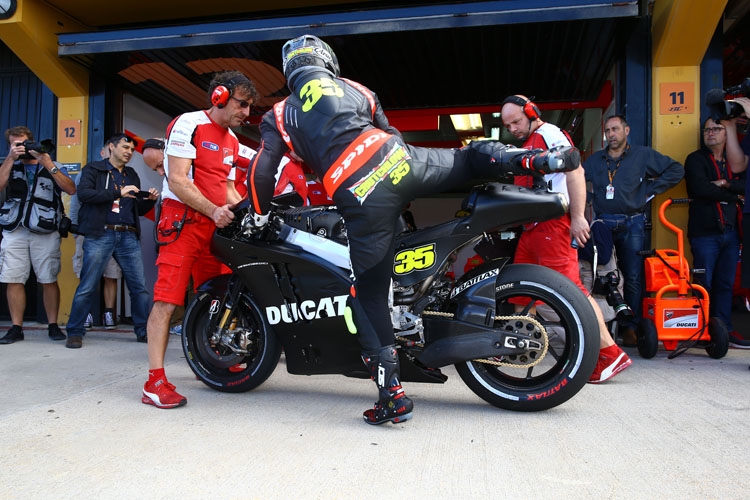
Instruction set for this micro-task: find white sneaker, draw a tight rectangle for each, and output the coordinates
[104,311,116,330]
[84,313,93,330]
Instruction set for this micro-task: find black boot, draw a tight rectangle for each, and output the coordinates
[468,141,581,176]
[361,346,414,425]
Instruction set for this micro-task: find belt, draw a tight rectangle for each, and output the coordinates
[600,211,645,221]
[104,224,137,233]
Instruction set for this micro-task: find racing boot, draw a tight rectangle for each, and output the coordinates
[361,345,414,425]
[467,141,581,177]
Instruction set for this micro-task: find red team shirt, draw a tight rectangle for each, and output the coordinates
[163,110,238,207]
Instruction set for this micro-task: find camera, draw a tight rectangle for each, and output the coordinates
[592,271,634,321]
[705,78,750,122]
[19,139,56,160]
[58,216,72,238]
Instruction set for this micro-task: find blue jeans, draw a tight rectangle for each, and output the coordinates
[599,212,647,320]
[689,228,740,331]
[66,231,151,338]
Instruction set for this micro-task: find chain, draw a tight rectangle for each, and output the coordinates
[401,310,549,369]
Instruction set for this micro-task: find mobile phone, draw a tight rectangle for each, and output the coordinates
[134,191,150,199]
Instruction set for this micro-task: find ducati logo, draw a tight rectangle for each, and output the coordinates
[266,295,348,325]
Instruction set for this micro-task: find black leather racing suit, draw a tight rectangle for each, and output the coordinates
[248,68,508,351]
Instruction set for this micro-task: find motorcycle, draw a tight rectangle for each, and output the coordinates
[182,181,600,412]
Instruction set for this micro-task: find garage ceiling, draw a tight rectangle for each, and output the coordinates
[49,1,648,145]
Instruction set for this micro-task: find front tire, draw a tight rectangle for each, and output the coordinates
[455,264,599,412]
[182,286,281,393]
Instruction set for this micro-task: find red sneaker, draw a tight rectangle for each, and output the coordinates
[588,344,632,384]
[728,331,750,349]
[142,379,187,409]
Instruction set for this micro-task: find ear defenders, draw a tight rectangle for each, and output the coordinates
[211,75,249,109]
[502,95,541,121]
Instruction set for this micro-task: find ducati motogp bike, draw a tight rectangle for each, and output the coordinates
[182,182,600,412]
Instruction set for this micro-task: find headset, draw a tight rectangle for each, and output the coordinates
[502,95,541,121]
[210,75,250,109]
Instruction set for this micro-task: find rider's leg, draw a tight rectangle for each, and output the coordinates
[339,200,415,425]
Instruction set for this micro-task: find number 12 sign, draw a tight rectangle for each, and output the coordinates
[58,119,81,146]
[659,82,695,115]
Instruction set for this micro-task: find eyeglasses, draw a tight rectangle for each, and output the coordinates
[703,127,725,134]
[230,96,251,109]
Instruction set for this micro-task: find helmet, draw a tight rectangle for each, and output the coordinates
[282,35,340,84]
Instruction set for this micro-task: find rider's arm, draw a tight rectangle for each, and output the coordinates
[248,113,287,215]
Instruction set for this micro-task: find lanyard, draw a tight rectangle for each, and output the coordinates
[709,147,735,229]
[109,166,128,191]
[605,144,629,185]
[709,149,730,181]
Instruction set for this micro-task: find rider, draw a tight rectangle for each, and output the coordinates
[246,35,580,425]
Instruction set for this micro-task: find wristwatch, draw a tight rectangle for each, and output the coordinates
[49,166,59,174]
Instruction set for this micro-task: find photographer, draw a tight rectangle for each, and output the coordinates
[0,125,76,345]
[685,117,749,349]
[64,133,158,348]
[722,96,750,326]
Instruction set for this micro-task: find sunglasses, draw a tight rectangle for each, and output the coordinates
[108,134,137,147]
[230,96,251,109]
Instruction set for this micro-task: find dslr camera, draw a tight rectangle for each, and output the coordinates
[705,78,750,122]
[19,139,56,160]
[592,271,634,322]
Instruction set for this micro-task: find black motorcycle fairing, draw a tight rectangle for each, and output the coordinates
[392,184,566,288]
[211,228,369,376]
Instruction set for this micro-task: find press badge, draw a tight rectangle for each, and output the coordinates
[112,199,120,213]
[606,184,615,200]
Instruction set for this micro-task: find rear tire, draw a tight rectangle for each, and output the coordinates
[182,287,281,393]
[455,264,599,412]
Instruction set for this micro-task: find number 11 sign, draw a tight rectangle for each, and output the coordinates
[659,82,695,115]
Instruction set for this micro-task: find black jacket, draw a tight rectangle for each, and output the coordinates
[76,160,155,238]
[248,68,402,215]
[684,147,744,238]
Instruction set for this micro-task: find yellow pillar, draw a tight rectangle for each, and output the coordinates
[0,0,90,323]
[649,0,727,252]
[56,96,88,324]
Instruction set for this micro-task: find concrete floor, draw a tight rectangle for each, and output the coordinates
[0,322,748,500]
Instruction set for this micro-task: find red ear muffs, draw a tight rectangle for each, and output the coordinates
[211,85,230,108]
[502,95,541,121]
[523,100,541,121]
